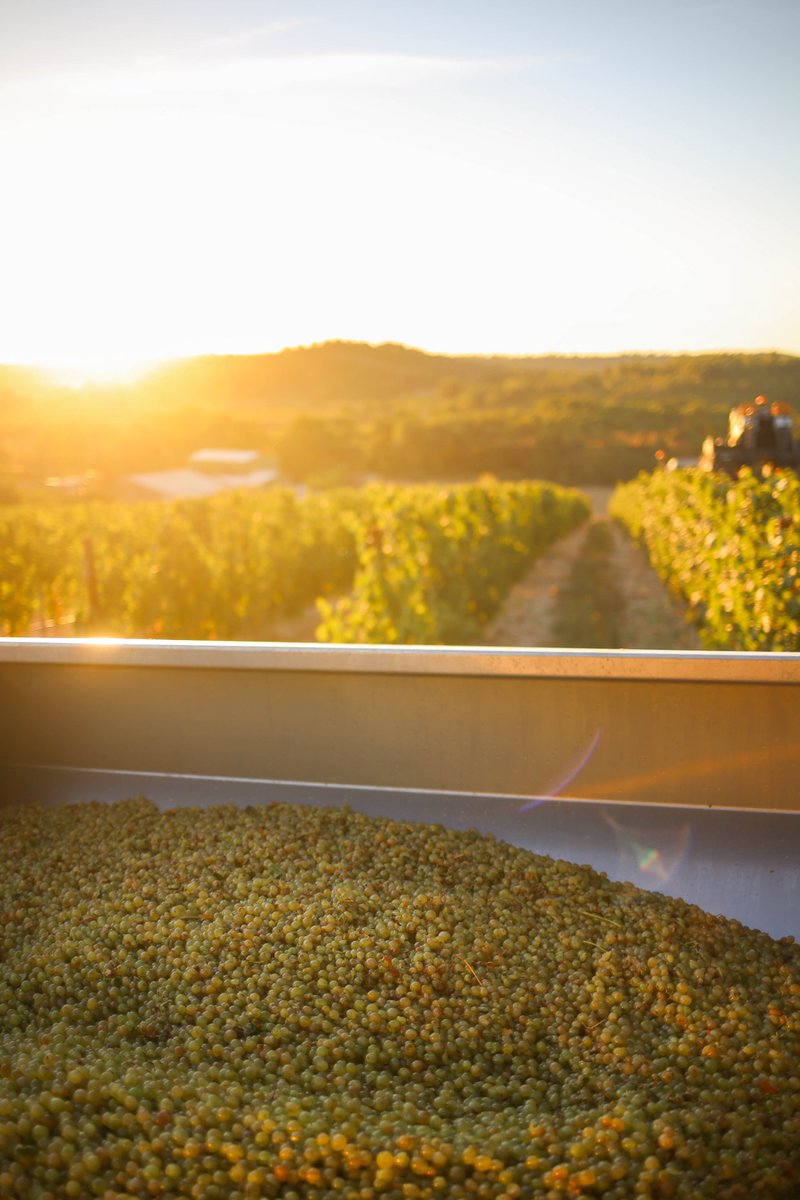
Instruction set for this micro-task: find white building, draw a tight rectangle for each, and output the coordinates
[123,450,278,501]
[188,449,261,467]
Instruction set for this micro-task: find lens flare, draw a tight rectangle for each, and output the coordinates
[603,811,693,885]
[518,728,603,812]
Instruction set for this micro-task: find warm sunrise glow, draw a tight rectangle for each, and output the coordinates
[40,355,167,389]
[0,1,798,370]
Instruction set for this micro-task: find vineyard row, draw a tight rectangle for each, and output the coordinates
[1,481,589,645]
[610,468,800,651]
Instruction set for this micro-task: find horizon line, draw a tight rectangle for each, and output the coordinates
[2,337,798,383]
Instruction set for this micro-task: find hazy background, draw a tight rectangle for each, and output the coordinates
[1,0,798,380]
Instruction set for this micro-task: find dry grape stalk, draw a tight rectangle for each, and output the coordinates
[0,798,798,1199]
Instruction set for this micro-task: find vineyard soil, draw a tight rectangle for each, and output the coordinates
[481,487,703,650]
[266,488,702,649]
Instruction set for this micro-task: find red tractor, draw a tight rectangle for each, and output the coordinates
[700,395,800,475]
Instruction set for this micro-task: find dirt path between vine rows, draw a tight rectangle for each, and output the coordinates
[480,487,703,650]
[265,486,703,648]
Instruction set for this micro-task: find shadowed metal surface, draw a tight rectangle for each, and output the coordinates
[1,640,798,940]
[1,640,798,810]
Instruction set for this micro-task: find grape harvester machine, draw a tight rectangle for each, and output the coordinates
[1,639,798,940]
[700,395,800,475]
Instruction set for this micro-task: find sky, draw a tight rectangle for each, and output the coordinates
[0,0,798,380]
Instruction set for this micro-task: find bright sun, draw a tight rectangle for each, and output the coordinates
[1,35,796,371]
[39,355,166,389]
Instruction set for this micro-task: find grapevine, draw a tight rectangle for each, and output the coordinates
[317,481,589,644]
[1,481,589,644]
[611,469,800,650]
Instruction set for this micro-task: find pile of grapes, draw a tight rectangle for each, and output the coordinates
[0,798,797,1198]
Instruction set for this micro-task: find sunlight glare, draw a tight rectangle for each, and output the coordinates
[40,355,166,389]
[0,59,715,370]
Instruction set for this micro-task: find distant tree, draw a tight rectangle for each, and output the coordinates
[276,415,363,482]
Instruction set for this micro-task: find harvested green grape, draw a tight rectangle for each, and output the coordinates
[0,798,797,1198]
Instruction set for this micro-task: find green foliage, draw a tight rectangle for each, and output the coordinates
[610,468,800,650]
[5,343,800,488]
[317,481,589,644]
[271,347,800,487]
[1,480,589,643]
[276,414,366,484]
[0,489,358,639]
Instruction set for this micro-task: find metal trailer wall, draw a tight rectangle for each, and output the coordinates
[1,639,799,938]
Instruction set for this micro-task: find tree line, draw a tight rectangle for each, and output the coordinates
[2,343,799,494]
